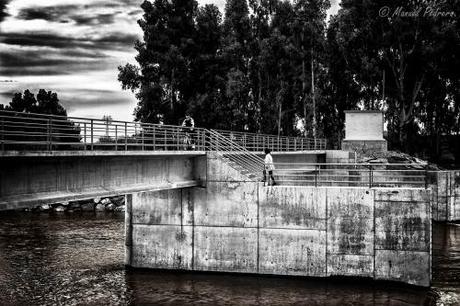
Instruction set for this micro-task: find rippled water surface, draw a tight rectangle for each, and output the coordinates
[0,212,458,305]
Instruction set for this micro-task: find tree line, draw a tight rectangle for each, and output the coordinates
[118,0,460,161]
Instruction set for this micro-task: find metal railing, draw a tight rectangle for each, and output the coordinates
[269,162,429,188]
[0,110,207,151]
[0,110,323,153]
[215,129,326,151]
[207,129,265,179]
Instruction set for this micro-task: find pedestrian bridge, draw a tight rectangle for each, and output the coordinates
[0,110,327,210]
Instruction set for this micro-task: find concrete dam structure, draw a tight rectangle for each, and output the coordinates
[0,110,435,288]
[126,154,431,287]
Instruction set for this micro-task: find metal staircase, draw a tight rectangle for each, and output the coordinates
[206,129,264,181]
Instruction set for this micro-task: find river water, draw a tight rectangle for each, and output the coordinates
[0,212,458,306]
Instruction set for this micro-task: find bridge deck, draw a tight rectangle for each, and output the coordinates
[0,180,201,211]
[0,151,207,157]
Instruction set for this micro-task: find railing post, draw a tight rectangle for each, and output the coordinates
[424,166,428,189]
[47,118,52,151]
[294,138,297,151]
[369,165,373,188]
[115,125,118,151]
[141,127,145,151]
[83,122,87,151]
[124,122,128,151]
[315,164,318,187]
[90,119,94,151]
[177,127,180,150]
[153,125,156,151]
[1,116,4,152]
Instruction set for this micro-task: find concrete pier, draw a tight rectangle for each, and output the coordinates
[126,154,431,287]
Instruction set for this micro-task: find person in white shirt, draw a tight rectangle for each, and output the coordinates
[263,148,276,186]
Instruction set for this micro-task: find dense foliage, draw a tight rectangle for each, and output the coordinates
[119,0,460,160]
[1,90,80,149]
[1,89,67,115]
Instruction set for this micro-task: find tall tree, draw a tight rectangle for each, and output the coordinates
[118,0,199,125]
[328,0,460,152]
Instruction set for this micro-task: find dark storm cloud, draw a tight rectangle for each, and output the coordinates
[1,32,138,50]
[17,5,79,22]
[0,0,9,22]
[0,0,144,120]
[16,1,140,25]
[2,33,85,49]
[0,49,111,76]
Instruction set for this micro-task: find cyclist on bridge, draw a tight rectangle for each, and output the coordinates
[181,114,195,150]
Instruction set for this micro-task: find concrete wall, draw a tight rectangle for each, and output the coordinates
[341,140,388,154]
[127,155,431,287]
[0,152,206,210]
[325,150,356,164]
[255,152,326,164]
[342,111,387,153]
[430,171,460,222]
[344,111,384,141]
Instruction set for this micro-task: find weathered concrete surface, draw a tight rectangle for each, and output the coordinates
[430,171,460,222]
[131,189,193,226]
[341,140,388,154]
[341,111,387,153]
[194,227,258,273]
[129,179,431,286]
[325,150,356,164]
[256,151,326,164]
[258,186,327,277]
[343,111,385,141]
[207,153,251,182]
[259,187,326,230]
[374,189,431,286]
[259,229,326,276]
[327,188,374,277]
[193,182,257,227]
[128,189,194,270]
[131,224,194,269]
[327,255,374,277]
[375,250,430,286]
[0,152,205,210]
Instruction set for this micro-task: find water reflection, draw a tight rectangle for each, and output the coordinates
[125,270,431,305]
[0,211,457,305]
[432,222,460,305]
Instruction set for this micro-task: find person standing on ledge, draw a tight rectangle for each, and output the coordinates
[263,148,276,186]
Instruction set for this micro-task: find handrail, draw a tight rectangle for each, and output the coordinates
[268,162,429,188]
[206,129,264,178]
[0,110,323,154]
[214,128,326,151]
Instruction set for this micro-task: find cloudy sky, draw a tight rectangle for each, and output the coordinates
[0,0,339,121]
